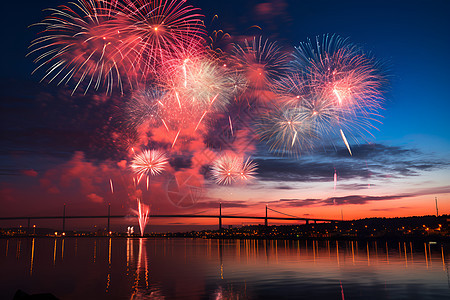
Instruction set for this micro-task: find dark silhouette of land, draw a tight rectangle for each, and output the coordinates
[1,214,448,241]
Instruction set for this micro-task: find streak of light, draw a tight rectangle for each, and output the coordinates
[16,239,21,259]
[334,169,337,191]
[94,239,97,263]
[340,129,352,156]
[336,241,340,266]
[404,242,408,267]
[386,242,389,264]
[229,115,233,136]
[161,119,170,132]
[351,241,355,265]
[442,246,446,271]
[61,238,64,261]
[210,94,219,105]
[30,238,35,276]
[172,129,181,148]
[53,239,57,265]
[195,111,208,131]
[109,179,114,194]
[175,91,182,109]
[292,130,298,147]
[334,88,343,104]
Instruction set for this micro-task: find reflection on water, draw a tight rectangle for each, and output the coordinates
[0,238,449,299]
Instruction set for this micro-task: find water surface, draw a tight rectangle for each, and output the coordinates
[1,238,449,299]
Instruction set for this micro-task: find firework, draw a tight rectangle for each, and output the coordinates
[131,149,169,182]
[257,104,315,156]
[238,158,258,181]
[109,0,206,75]
[136,198,149,236]
[340,129,352,156]
[165,58,235,112]
[28,0,138,95]
[211,154,241,185]
[232,36,290,89]
[125,87,166,129]
[211,154,258,185]
[333,169,337,191]
[292,34,385,147]
[273,73,339,138]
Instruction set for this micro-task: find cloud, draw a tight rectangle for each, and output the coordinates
[21,169,38,177]
[87,193,104,203]
[268,185,450,207]
[370,207,409,211]
[255,143,449,183]
[194,198,254,209]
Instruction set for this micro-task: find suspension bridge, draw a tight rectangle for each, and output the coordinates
[0,203,343,233]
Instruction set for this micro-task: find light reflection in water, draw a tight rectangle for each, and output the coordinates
[53,238,56,265]
[106,238,112,293]
[93,239,97,263]
[16,239,21,259]
[61,238,64,261]
[30,238,35,276]
[0,238,449,300]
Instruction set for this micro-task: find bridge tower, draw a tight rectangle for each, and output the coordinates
[219,202,222,231]
[62,203,66,233]
[107,203,111,234]
[265,205,268,227]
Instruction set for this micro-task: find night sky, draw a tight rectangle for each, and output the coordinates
[1,0,449,228]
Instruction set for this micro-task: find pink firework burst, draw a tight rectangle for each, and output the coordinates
[232,36,290,89]
[28,0,139,95]
[109,0,206,75]
[238,158,258,181]
[293,34,385,132]
[211,154,258,185]
[211,154,241,185]
[131,149,169,180]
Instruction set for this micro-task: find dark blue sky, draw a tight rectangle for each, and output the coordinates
[2,0,449,142]
[1,1,449,219]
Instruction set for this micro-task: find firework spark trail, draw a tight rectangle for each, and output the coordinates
[137,199,149,237]
[228,115,234,136]
[161,119,170,131]
[172,129,181,148]
[291,130,298,147]
[195,111,208,131]
[334,169,337,191]
[110,178,114,194]
[340,129,352,156]
[175,91,182,109]
[333,88,343,105]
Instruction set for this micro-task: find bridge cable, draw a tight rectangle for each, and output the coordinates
[267,207,301,219]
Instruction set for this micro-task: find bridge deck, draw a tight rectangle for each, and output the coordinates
[0,214,340,222]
